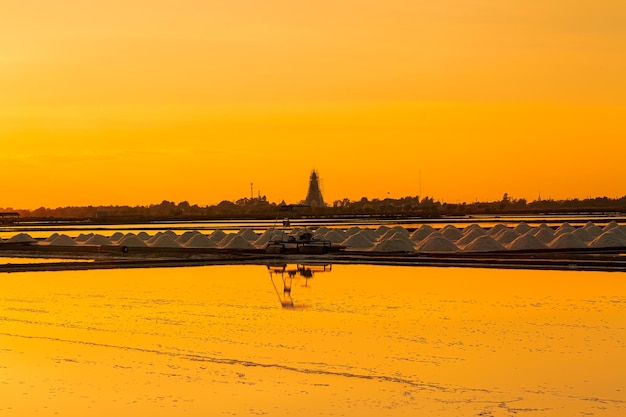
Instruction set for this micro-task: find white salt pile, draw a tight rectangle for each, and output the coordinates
[456,229,485,247]
[163,230,178,239]
[441,225,463,241]
[137,231,151,241]
[507,234,548,251]
[391,225,410,235]
[548,233,588,249]
[525,227,539,237]
[44,233,60,243]
[373,226,391,238]
[146,232,163,244]
[109,232,124,243]
[534,223,553,231]
[590,230,626,248]
[583,222,603,238]
[533,227,555,244]
[117,234,148,247]
[6,233,37,244]
[370,237,415,252]
[463,235,505,252]
[184,233,217,248]
[358,228,378,241]
[410,225,435,242]
[572,227,594,242]
[514,222,532,234]
[415,235,459,252]
[210,229,227,242]
[74,233,94,243]
[554,223,575,236]
[603,220,620,232]
[385,232,415,246]
[535,223,551,232]
[150,234,182,248]
[49,234,77,246]
[341,230,375,250]
[313,227,330,238]
[488,224,507,236]
[379,229,406,241]
[254,229,278,247]
[238,228,260,241]
[177,230,201,244]
[83,234,113,246]
[266,230,288,243]
[222,235,256,250]
[344,226,362,237]
[217,233,236,248]
[324,229,347,244]
[609,226,626,239]
[494,229,519,244]
[375,225,391,233]
[378,229,393,241]
[463,224,486,236]
[422,231,445,240]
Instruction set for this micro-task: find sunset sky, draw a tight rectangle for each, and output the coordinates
[1,1,625,209]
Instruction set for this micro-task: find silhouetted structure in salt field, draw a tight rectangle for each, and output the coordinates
[304,170,325,207]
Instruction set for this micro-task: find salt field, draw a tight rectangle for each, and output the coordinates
[2,219,626,253]
[1,218,625,415]
[1,264,625,416]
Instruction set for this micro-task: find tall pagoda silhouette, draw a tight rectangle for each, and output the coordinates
[304,170,325,207]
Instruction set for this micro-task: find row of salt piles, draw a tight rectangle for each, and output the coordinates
[34,228,274,249]
[315,225,422,252]
[312,221,626,253]
[4,221,626,253]
[307,225,456,252]
[98,229,262,249]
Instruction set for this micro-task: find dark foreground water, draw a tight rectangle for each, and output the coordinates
[1,265,625,416]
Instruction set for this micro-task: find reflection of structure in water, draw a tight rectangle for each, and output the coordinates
[267,263,332,308]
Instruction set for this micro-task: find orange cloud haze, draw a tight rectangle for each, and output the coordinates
[1,1,625,208]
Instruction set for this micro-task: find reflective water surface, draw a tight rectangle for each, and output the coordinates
[1,265,625,416]
[0,258,93,264]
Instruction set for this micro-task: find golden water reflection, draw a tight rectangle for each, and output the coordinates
[1,265,625,416]
[267,263,331,308]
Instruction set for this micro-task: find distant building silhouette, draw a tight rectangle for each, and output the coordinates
[304,170,325,207]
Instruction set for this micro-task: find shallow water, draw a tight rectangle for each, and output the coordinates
[1,265,625,416]
[0,258,93,264]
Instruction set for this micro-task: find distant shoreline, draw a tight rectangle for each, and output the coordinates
[4,196,626,225]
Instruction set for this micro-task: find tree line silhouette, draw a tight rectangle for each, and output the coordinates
[3,193,626,223]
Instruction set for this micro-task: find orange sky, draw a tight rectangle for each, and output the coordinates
[1,1,625,209]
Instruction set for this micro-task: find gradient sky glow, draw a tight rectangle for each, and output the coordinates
[1,1,625,209]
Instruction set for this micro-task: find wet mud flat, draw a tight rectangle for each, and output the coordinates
[1,243,626,273]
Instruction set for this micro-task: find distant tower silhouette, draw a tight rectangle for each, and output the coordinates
[304,170,325,207]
